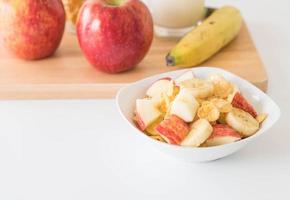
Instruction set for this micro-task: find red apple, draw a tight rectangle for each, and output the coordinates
[76,0,153,73]
[0,0,65,60]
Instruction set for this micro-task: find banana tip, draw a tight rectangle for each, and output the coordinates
[166,54,175,66]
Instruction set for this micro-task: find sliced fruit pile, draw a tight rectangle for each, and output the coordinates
[133,71,267,147]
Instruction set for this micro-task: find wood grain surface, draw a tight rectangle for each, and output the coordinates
[0,22,267,99]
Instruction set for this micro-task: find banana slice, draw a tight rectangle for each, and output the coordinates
[256,113,268,124]
[181,119,213,147]
[226,108,259,137]
[197,101,220,122]
[192,79,214,99]
[179,78,214,99]
[210,98,233,113]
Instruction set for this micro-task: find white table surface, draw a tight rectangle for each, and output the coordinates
[1,0,290,199]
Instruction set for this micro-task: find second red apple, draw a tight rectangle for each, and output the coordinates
[76,0,154,73]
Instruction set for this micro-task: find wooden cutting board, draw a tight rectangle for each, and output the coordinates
[0,21,267,99]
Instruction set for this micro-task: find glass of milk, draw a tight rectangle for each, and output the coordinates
[143,0,205,38]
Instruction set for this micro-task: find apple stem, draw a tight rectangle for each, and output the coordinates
[106,0,123,6]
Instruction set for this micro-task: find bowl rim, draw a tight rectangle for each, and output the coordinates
[116,67,281,151]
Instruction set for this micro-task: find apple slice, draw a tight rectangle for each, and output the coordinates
[227,84,239,102]
[205,124,241,147]
[145,117,163,136]
[147,79,176,108]
[175,88,197,104]
[170,88,199,122]
[146,79,172,98]
[175,71,195,86]
[170,100,198,123]
[135,99,161,131]
[156,115,190,145]
[231,92,257,117]
[166,80,179,98]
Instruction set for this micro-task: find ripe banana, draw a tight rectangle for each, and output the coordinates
[226,108,259,137]
[181,119,213,147]
[166,6,242,67]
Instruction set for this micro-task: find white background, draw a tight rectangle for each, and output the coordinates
[1,0,290,199]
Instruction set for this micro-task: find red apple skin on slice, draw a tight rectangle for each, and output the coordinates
[231,92,257,118]
[159,77,172,81]
[135,98,161,131]
[134,112,146,131]
[205,124,241,147]
[156,115,190,145]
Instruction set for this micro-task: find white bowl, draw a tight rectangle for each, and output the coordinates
[116,67,280,162]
